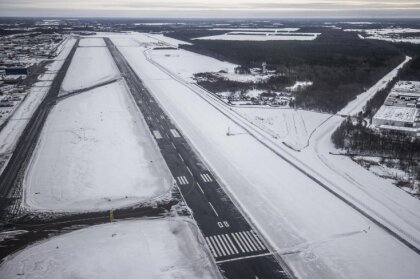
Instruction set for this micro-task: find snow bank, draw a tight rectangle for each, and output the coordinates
[0,218,220,279]
[110,33,420,279]
[61,46,119,92]
[23,81,172,212]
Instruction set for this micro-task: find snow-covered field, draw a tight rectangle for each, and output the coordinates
[61,42,120,92]
[235,108,330,149]
[149,48,235,82]
[346,28,420,44]
[0,218,220,279]
[107,33,420,279]
[23,81,172,211]
[78,37,106,47]
[194,32,320,41]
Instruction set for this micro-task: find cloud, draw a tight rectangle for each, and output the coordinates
[1,0,420,17]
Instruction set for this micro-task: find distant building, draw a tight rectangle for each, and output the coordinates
[262,62,267,74]
[373,81,420,137]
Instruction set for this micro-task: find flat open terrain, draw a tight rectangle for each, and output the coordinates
[0,218,219,279]
[23,80,172,211]
[61,41,119,93]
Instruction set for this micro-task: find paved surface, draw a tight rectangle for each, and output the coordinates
[105,37,292,279]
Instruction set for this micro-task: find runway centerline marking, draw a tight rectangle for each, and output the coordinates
[208,202,219,217]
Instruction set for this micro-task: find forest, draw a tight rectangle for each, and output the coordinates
[167,28,405,113]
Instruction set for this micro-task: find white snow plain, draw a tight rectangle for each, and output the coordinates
[0,218,220,279]
[234,108,330,150]
[78,37,106,47]
[61,42,120,93]
[23,81,172,211]
[107,33,420,279]
[194,32,320,41]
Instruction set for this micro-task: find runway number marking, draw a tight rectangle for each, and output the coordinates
[205,230,267,259]
[217,221,230,228]
[200,173,213,183]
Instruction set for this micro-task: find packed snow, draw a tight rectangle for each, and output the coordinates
[78,37,106,47]
[235,108,330,150]
[108,33,420,279]
[0,218,220,279]
[61,45,120,93]
[194,32,320,41]
[23,81,172,211]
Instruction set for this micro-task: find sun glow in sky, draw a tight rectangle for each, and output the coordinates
[1,0,420,17]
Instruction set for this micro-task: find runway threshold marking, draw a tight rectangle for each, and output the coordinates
[205,231,267,259]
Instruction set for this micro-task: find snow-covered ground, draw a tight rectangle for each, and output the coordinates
[194,32,320,41]
[235,108,330,150]
[61,42,120,93]
[149,48,235,82]
[78,37,106,47]
[23,81,172,212]
[0,37,77,174]
[107,33,420,279]
[0,218,220,279]
[346,28,420,44]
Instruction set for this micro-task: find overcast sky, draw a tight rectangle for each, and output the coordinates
[1,0,420,18]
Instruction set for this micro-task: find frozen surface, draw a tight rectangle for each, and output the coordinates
[235,108,330,149]
[61,47,119,92]
[23,81,172,212]
[109,33,420,279]
[78,37,106,47]
[150,48,236,82]
[0,218,219,279]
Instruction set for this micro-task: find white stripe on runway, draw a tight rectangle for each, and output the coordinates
[208,202,219,217]
[245,231,262,250]
[170,129,181,138]
[242,231,258,251]
[209,237,222,257]
[152,130,162,139]
[197,183,205,194]
[237,232,254,252]
[225,234,239,254]
[205,237,218,257]
[222,234,237,255]
[216,235,231,256]
[176,176,188,185]
[212,236,227,256]
[231,233,246,253]
[251,230,266,250]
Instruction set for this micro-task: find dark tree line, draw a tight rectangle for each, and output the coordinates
[168,28,404,113]
[332,117,420,160]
